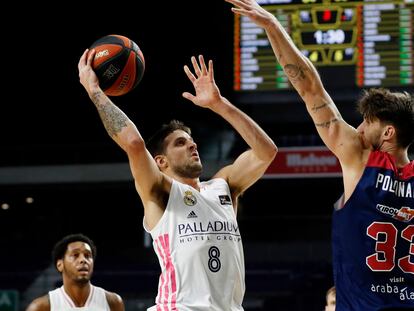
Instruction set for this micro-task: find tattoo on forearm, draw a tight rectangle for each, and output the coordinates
[284,64,306,82]
[91,91,128,137]
[315,118,339,129]
[311,103,328,113]
[91,91,103,106]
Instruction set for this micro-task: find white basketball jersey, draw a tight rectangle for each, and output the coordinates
[49,285,110,311]
[145,178,245,311]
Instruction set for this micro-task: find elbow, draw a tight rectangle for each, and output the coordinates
[125,136,146,155]
[263,142,278,163]
[269,143,278,161]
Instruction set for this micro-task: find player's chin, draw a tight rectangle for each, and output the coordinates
[193,162,203,172]
[188,163,203,178]
[76,274,92,283]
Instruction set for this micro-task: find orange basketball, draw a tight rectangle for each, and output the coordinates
[90,34,145,96]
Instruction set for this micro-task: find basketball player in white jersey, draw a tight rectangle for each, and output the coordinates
[26,233,124,311]
[78,50,277,310]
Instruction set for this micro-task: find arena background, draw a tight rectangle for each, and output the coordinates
[0,1,412,310]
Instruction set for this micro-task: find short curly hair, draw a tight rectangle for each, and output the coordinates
[357,88,414,148]
[146,120,192,157]
[52,233,97,268]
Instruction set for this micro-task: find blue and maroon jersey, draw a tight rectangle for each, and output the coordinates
[332,151,414,311]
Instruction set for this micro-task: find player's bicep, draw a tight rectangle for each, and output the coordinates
[126,142,164,196]
[214,150,270,196]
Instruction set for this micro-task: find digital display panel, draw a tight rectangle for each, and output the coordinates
[234,0,413,100]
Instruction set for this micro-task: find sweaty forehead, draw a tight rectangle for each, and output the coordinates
[67,241,92,253]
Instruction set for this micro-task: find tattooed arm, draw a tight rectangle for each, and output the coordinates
[78,49,169,229]
[226,0,364,166]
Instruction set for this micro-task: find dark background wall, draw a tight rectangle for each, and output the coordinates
[1,1,235,166]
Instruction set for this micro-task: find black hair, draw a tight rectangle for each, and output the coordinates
[52,233,97,267]
[146,120,192,157]
[357,88,414,148]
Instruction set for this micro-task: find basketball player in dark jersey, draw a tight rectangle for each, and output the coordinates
[226,0,414,310]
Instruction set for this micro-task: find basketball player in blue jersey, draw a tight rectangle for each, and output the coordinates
[226,0,414,310]
[25,233,124,311]
[78,49,277,310]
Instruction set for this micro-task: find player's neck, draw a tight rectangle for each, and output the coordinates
[379,143,410,167]
[174,176,201,191]
[63,282,91,307]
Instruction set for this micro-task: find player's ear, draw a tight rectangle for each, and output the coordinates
[383,125,395,141]
[155,155,168,170]
[56,259,64,273]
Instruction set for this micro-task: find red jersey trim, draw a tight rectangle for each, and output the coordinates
[367,151,414,180]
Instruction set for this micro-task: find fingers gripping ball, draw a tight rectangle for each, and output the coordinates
[90,34,145,96]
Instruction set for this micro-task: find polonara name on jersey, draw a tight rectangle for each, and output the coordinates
[375,172,413,198]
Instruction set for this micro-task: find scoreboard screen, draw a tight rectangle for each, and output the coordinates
[234,0,413,101]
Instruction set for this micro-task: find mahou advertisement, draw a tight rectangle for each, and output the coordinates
[265,146,342,178]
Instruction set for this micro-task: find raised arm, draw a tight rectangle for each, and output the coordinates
[183,55,277,197]
[78,49,168,228]
[226,0,364,166]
